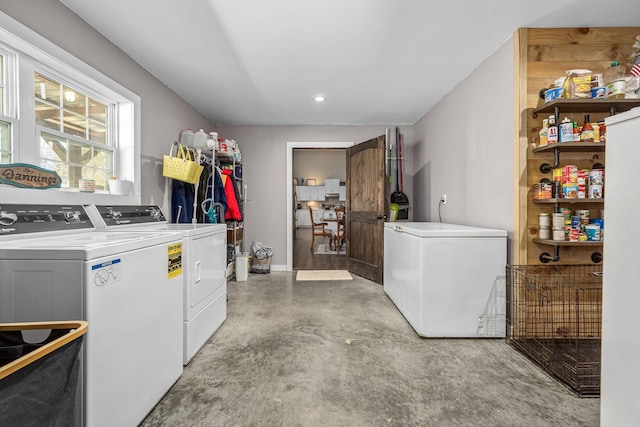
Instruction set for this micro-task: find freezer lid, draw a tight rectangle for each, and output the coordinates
[384,222,507,238]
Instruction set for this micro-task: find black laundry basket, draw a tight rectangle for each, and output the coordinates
[0,321,88,426]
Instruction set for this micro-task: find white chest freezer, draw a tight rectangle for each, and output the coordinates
[383,222,507,337]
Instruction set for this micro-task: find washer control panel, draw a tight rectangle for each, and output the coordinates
[0,204,94,236]
[93,205,167,227]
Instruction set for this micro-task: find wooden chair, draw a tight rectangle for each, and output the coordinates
[309,206,332,251]
[333,206,346,251]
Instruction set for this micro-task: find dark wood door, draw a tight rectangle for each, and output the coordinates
[346,135,387,284]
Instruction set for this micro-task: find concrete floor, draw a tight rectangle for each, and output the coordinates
[141,272,599,427]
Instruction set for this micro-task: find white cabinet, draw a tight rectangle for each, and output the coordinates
[296,185,325,201]
[311,186,325,201]
[325,178,340,194]
[338,186,346,201]
[296,185,310,201]
[296,209,311,227]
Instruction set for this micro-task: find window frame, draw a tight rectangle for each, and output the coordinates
[0,11,141,205]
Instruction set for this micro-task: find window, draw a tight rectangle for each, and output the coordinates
[35,72,113,190]
[0,13,140,203]
[0,52,13,163]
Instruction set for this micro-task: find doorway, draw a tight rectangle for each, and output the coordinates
[293,148,347,270]
[286,141,354,271]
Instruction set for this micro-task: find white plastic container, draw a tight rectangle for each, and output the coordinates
[108,179,132,195]
[193,129,208,149]
[236,252,248,281]
[180,129,194,146]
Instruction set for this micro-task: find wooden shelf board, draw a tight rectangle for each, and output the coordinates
[533,99,640,116]
[532,142,606,153]
[533,238,603,247]
[533,198,604,204]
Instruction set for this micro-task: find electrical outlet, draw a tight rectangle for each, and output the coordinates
[440,194,447,204]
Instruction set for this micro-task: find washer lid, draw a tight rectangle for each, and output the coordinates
[384,222,507,238]
[86,205,227,236]
[0,231,182,260]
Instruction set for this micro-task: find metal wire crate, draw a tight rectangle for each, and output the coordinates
[506,265,602,397]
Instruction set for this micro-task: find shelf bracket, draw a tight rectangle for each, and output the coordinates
[540,246,560,263]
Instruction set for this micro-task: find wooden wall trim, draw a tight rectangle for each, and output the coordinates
[514,28,529,265]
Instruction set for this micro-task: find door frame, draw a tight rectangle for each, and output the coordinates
[286,141,355,271]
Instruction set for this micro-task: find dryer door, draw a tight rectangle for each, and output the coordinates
[187,231,226,313]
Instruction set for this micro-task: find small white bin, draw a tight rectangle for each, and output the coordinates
[236,252,248,281]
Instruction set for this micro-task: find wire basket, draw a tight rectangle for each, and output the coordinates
[506,265,602,397]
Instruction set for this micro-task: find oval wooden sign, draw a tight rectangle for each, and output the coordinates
[0,163,62,189]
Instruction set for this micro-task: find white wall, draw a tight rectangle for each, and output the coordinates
[409,37,515,262]
[0,1,216,214]
[293,149,346,186]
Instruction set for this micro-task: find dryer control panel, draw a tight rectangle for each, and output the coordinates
[0,204,94,236]
[91,205,167,227]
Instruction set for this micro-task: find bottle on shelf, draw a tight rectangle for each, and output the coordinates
[598,121,606,143]
[539,118,548,146]
[580,114,594,142]
[547,115,558,144]
[206,132,219,150]
[193,129,208,149]
[604,61,626,99]
[180,128,194,146]
[572,121,580,142]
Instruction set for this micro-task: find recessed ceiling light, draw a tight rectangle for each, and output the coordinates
[313,95,327,102]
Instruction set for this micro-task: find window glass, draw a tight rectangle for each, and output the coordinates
[0,54,4,114]
[39,131,114,188]
[35,72,113,188]
[0,120,10,163]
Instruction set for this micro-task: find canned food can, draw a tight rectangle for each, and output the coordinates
[538,227,551,240]
[562,165,578,183]
[577,170,588,186]
[589,169,604,186]
[563,183,578,199]
[589,184,603,199]
[568,229,579,241]
[552,227,566,241]
[539,213,551,227]
[571,216,582,230]
[585,224,601,241]
[575,209,590,220]
[552,213,565,227]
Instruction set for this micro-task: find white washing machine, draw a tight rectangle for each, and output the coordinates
[85,205,227,365]
[0,204,183,427]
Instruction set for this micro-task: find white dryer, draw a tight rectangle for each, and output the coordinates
[85,205,227,365]
[0,204,183,427]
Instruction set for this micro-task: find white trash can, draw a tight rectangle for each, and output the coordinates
[236,252,249,281]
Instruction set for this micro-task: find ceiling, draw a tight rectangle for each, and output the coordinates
[61,0,640,126]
